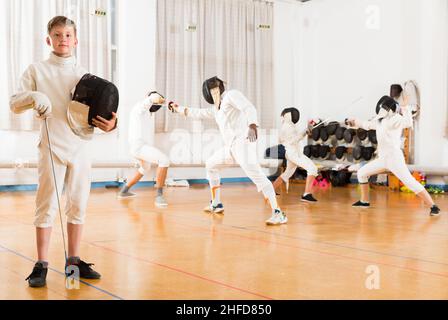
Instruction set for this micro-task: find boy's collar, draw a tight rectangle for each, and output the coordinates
[49,52,76,66]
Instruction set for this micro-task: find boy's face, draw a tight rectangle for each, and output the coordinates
[46,24,78,57]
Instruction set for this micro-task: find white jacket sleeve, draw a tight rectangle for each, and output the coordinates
[354,118,377,130]
[387,106,414,130]
[280,125,307,145]
[9,66,37,114]
[10,92,36,114]
[298,128,308,141]
[185,106,215,120]
[226,90,259,126]
[135,98,151,114]
[10,66,51,116]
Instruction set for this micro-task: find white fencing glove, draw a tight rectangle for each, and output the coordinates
[32,92,52,119]
[168,102,187,115]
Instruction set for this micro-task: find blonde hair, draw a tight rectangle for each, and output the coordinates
[47,16,77,35]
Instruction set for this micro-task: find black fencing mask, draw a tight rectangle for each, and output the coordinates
[202,76,225,105]
[281,107,300,124]
[376,95,398,115]
[68,73,119,139]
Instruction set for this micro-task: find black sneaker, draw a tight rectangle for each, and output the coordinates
[352,200,370,208]
[25,262,48,288]
[301,194,318,203]
[66,259,101,280]
[430,205,441,216]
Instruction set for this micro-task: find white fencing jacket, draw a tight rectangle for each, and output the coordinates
[128,97,156,152]
[184,90,259,149]
[10,53,87,160]
[280,121,308,156]
[354,107,413,158]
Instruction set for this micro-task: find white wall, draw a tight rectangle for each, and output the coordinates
[273,0,448,181]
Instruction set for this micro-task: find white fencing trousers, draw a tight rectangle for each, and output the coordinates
[206,139,272,193]
[35,143,91,228]
[131,144,170,175]
[357,153,425,194]
[281,152,318,182]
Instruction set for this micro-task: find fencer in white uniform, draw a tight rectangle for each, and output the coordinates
[272,108,319,202]
[170,76,287,225]
[347,95,440,216]
[118,92,171,207]
[9,17,109,287]
[10,53,91,229]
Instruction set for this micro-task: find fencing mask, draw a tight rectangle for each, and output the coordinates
[368,130,377,144]
[335,126,346,141]
[362,147,376,161]
[320,127,329,142]
[343,129,356,144]
[390,84,403,100]
[325,122,340,136]
[311,127,321,142]
[146,91,165,113]
[403,80,420,117]
[202,76,225,105]
[68,73,119,140]
[352,146,364,161]
[319,145,331,159]
[375,95,398,119]
[281,107,300,124]
[357,128,368,141]
[335,146,347,160]
[311,145,321,158]
[304,145,312,158]
[329,170,352,187]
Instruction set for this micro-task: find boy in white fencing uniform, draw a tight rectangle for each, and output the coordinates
[347,95,440,216]
[118,92,170,207]
[170,77,287,225]
[9,16,114,287]
[272,107,318,202]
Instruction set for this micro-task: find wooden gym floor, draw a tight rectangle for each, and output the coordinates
[0,182,447,300]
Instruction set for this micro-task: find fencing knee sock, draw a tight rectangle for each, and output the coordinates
[211,186,221,206]
[262,186,280,211]
[208,172,222,206]
[67,256,80,265]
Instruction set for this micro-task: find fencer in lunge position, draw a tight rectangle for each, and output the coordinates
[347,95,441,216]
[118,92,170,208]
[272,107,319,202]
[9,16,113,288]
[169,76,287,225]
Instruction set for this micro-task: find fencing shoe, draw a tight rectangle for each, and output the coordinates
[117,186,137,199]
[66,258,101,280]
[155,195,168,208]
[265,209,288,226]
[430,205,441,216]
[26,262,48,288]
[352,200,370,208]
[301,194,318,203]
[203,202,225,214]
